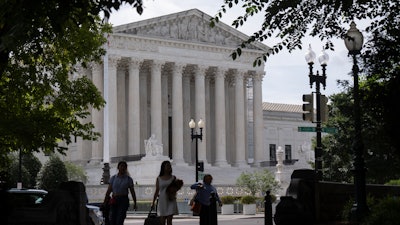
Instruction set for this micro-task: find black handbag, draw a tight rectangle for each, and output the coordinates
[144,212,161,225]
[144,198,161,225]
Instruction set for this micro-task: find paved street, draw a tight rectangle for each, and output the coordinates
[124,213,267,225]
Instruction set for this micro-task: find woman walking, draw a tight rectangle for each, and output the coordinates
[104,161,137,225]
[151,160,180,225]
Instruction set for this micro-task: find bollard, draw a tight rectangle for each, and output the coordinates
[210,192,218,225]
[265,191,273,225]
[102,163,110,184]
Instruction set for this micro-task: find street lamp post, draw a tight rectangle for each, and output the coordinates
[189,118,204,182]
[344,21,368,221]
[304,45,329,181]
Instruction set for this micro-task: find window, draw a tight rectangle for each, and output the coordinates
[269,144,276,161]
[285,145,292,161]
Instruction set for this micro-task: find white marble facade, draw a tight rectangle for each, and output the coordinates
[69,9,269,175]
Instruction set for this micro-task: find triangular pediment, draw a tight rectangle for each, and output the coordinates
[113,9,270,52]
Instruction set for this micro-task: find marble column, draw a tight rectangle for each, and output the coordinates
[90,63,103,164]
[171,63,186,165]
[161,72,169,156]
[106,55,119,160]
[194,65,210,166]
[150,60,164,145]
[204,76,212,165]
[182,74,192,163]
[234,70,249,167]
[214,67,229,167]
[253,72,265,165]
[128,58,142,156]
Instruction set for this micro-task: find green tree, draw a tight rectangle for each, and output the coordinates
[212,0,398,65]
[64,161,88,184]
[321,89,354,183]
[0,14,107,155]
[322,81,400,184]
[0,153,13,188]
[0,0,143,74]
[7,152,42,188]
[21,153,42,188]
[9,160,30,188]
[0,1,143,161]
[36,155,68,191]
[236,169,279,196]
[362,25,400,157]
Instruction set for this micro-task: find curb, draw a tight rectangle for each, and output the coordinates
[126,213,265,220]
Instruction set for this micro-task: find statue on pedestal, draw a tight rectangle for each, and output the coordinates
[144,134,163,157]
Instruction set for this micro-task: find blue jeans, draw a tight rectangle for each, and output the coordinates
[109,196,129,225]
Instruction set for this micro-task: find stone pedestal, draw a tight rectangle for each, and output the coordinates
[129,156,170,185]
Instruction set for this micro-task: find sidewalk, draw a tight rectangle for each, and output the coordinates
[126,212,265,220]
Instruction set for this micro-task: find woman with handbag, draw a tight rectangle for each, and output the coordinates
[190,174,222,225]
[151,160,181,225]
[103,161,137,225]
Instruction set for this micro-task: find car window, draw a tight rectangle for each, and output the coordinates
[10,192,47,207]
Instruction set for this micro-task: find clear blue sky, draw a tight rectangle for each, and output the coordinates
[108,0,364,105]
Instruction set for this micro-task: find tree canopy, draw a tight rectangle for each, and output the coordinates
[0,0,143,73]
[212,0,399,65]
[322,78,400,183]
[36,155,68,191]
[0,0,144,175]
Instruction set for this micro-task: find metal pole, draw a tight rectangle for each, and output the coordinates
[191,127,202,182]
[309,62,327,223]
[195,135,199,182]
[315,71,322,181]
[309,63,325,181]
[351,53,368,220]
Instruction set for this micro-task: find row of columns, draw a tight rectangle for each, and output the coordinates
[89,55,265,166]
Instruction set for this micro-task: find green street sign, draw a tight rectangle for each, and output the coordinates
[322,127,338,134]
[298,126,338,134]
[298,127,315,132]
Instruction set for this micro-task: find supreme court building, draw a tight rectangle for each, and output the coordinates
[62,9,315,189]
[69,9,268,168]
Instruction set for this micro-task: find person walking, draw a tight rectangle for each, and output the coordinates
[151,160,180,225]
[104,161,137,225]
[190,174,222,225]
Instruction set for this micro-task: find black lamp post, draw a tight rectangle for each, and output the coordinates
[344,21,368,221]
[304,45,329,181]
[189,118,204,182]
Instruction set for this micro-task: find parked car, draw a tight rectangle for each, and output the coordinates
[7,188,104,225]
[7,188,47,207]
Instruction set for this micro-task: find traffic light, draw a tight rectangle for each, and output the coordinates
[197,161,204,172]
[302,94,314,122]
[320,95,329,123]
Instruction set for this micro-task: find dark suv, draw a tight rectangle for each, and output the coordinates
[7,185,103,225]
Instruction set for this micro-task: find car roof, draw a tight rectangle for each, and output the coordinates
[7,188,48,194]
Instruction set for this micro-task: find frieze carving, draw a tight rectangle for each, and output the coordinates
[108,34,260,67]
[118,15,257,50]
